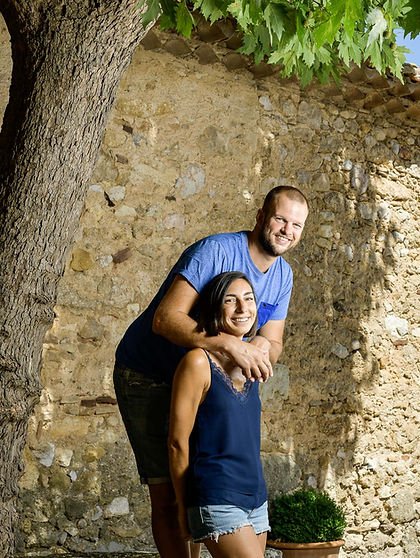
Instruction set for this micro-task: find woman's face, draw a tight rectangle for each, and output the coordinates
[221,278,257,338]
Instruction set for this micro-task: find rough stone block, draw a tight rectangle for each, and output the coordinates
[262,454,302,496]
[71,249,94,272]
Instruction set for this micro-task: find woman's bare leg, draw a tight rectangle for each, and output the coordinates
[257,531,267,554]
[203,526,265,558]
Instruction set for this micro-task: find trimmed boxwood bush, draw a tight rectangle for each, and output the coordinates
[269,488,346,543]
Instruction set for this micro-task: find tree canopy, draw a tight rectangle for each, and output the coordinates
[139,0,420,85]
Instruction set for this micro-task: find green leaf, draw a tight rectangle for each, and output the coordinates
[175,2,195,37]
[347,36,362,66]
[257,24,271,53]
[302,44,315,66]
[296,12,305,44]
[338,39,350,66]
[364,41,383,73]
[343,0,363,39]
[399,0,420,37]
[194,0,224,22]
[267,50,283,64]
[238,33,258,55]
[299,64,315,87]
[159,13,176,30]
[316,45,332,65]
[140,0,161,28]
[248,0,264,25]
[264,3,286,45]
[312,0,346,47]
[228,0,252,31]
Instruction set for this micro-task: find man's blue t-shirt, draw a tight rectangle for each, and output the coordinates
[115,231,293,384]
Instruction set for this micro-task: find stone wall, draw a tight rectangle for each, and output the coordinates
[1,17,420,557]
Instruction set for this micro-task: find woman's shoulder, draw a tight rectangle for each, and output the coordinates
[175,348,211,393]
[182,347,210,368]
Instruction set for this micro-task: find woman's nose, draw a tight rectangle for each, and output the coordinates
[236,299,246,312]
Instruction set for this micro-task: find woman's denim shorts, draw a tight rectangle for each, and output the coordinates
[187,501,270,543]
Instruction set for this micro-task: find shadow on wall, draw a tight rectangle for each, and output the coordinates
[257,107,417,521]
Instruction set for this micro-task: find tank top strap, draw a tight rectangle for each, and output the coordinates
[203,349,253,400]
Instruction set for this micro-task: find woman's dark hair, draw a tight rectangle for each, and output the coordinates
[194,271,258,338]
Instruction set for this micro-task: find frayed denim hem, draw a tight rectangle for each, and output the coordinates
[193,521,254,543]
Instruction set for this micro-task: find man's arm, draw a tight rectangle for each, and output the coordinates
[253,319,285,365]
[152,275,272,381]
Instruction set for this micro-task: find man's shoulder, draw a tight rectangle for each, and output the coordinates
[184,231,246,254]
[194,231,245,245]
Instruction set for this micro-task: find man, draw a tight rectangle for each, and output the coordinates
[114,186,309,558]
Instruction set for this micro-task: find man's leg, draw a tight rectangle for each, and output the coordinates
[190,541,201,558]
[149,482,197,558]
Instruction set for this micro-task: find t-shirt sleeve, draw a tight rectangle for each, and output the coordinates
[174,238,228,293]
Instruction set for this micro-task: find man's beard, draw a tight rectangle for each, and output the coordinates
[259,227,283,257]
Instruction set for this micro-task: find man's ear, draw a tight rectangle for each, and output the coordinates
[256,208,265,227]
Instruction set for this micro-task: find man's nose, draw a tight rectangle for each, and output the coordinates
[282,221,293,236]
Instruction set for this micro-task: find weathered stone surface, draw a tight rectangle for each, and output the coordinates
[64,497,90,520]
[175,164,206,199]
[163,213,185,230]
[83,445,106,463]
[385,315,409,337]
[262,454,302,496]
[106,185,126,203]
[71,249,94,271]
[260,364,289,406]
[79,317,104,341]
[297,101,322,129]
[104,497,130,518]
[389,491,416,523]
[33,443,55,467]
[331,343,349,359]
[112,247,132,264]
[311,172,330,191]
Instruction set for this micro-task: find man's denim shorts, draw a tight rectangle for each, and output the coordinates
[187,501,270,543]
[113,363,171,484]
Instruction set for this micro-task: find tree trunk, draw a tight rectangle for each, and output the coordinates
[0,2,149,554]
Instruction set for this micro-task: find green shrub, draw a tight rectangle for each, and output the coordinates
[269,488,346,543]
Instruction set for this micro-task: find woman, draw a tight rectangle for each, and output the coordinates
[168,271,269,558]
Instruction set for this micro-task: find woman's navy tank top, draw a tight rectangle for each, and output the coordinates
[187,351,267,509]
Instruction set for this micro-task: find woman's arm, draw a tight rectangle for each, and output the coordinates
[168,348,210,540]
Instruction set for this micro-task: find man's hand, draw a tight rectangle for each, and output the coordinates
[218,334,272,382]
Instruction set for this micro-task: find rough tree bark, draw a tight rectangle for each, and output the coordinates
[0,2,149,555]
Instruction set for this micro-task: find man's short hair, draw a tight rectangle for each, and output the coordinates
[194,271,258,339]
[262,186,308,213]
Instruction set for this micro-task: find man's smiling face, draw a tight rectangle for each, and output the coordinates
[257,193,308,257]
